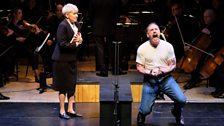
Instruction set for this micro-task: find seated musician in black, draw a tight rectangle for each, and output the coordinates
[184,8,224,89]
[37,3,65,93]
[210,62,224,98]
[166,1,200,63]
[0,24,17,100]
[0,24,17,83]
[8,7,42,82]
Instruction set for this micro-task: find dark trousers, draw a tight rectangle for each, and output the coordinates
[94,36,113,72]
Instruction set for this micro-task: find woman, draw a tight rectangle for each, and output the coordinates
[8,7,41,82]
[51,3,83,119]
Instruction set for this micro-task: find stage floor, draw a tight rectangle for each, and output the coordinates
[0,102,224,126]
[0,56,224,126]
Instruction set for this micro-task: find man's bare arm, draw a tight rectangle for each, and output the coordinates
[159,58,176,74]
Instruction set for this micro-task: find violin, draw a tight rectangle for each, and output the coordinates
[179,33,212,73]
[22,20,39,33]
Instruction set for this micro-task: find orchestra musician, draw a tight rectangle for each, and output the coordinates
[7,7,43,82]
[210,62,224,98]
[0,23,16,100]
[183,8,224,90]
[165,1,200,63]
[0,28,12,100]
[37,3,65,93]
[208,0,224,98]
[0,23,16,83]
[88,0,127,77]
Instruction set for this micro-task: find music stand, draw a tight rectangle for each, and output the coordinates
[113,41,122,126]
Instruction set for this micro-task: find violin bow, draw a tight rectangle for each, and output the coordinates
[174,16,186,49]
[25,16,43,38]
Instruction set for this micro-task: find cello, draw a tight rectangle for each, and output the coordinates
[200,47,224,79]
[168,16,209,73]
[167,16,213,73]
[179,33,212,73]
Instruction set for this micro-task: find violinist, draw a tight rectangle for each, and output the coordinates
[183,8,224,90]
[7,7,41,82]
[165,1,200,63]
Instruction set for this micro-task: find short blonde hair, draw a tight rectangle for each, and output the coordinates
[62,3,78,15]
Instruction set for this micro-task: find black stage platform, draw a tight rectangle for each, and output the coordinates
[0,102,224,126]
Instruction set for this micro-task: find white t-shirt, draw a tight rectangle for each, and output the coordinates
[136,39,176,71]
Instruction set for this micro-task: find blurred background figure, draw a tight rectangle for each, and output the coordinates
[165,1,200,64]
[89,0,127,77]
[36,2,65,93]
[183,4,224,90]
[0,23,16,84]
[0,24,15,100]
[7,7,44,82]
